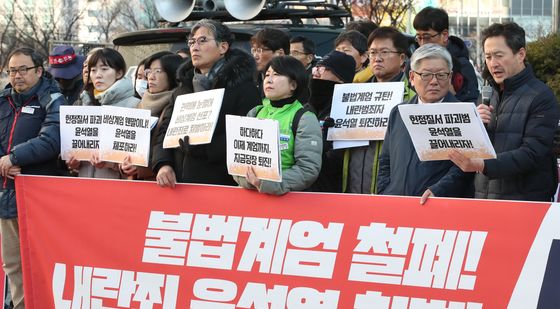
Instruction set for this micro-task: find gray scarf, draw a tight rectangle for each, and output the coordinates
[192,57,225,92]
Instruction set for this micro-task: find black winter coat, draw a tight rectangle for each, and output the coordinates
[377,93,474,197]
[475,66,560,201]
[0,77,63,218]
[152,48,261,186]
[447,36,480,103]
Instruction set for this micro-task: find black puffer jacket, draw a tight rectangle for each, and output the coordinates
[152,48,260,185]
[0,77,63,218]
[447,36,480,103]
[475,66,560,201]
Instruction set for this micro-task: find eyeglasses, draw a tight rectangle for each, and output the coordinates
[312,66,329,75]
[144,68,164,78]
[368,50,400,59]
[251,47,272,55]
[290,50,310,57]
[7,66,39,76]
[413,71,451,81]
[187,36,216,47]
[414,32,442,42]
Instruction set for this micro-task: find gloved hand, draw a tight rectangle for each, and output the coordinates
[178,135,192,155]
[322,117,335,130]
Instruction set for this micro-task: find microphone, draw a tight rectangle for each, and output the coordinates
[481,85,493,105]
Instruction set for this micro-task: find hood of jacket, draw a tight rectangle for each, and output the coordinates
[176,48,256,89]
[447,35,470,60]
[95,78,138,107]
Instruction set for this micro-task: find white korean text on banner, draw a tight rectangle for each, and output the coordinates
[327,82,404,141]
[163,88,225,148]
[226,115,281,182]
[14,176,560,308]
[399,103,496,161]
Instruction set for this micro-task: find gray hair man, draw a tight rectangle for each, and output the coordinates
[377,43,473,204]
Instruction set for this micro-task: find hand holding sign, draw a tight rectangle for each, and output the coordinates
[245,166,262,190]
[121,155,139,177]
[178,136,192,155]
[448,149,485,173]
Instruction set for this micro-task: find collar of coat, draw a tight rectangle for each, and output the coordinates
[176,48,257,89]
[488,64,534,95]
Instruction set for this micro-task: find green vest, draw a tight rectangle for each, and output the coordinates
[256,98,303,170]
[342,75,416,193]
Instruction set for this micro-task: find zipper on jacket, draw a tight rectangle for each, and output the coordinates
[3,96,35,188]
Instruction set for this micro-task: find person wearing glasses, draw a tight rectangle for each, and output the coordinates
[290,36,316,74]
[0,47,65,309]
[234,56,322,195]
[250,28,290,98]
[343,27,416,195]
[413,6,479,103]
[449,23,559,202]
[377,44,473,204]
[120,51,183,180]
[68,48,140,179]
[290,36,316,103]
[152,19,260,188]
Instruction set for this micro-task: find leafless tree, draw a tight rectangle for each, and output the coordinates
[0,1,18,70]
[119,0,160,31]
[95,0,126,43]
[95,0,160,42]
[0,0,84,62]
[335,0,415,29]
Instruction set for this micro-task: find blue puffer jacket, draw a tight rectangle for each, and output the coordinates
[0,77,64,218]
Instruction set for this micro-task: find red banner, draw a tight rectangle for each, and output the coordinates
[15,175,560,308]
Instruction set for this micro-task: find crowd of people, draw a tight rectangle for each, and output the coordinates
[0,6,558,308]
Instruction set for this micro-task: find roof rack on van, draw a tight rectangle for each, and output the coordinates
[159,0,350,28]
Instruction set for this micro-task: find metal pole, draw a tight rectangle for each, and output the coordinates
[476,0,481,68]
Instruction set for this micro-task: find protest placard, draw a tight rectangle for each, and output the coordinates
[60,106,102,161]
[226,115,281,182]
[327,82,404,141]
[98,106,152,167]
[399,103,496,161]
[163,88,224,148]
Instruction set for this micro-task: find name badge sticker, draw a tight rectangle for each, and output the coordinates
[22,106,35,114]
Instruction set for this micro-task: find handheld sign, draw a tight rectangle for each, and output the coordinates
[163,88,225,148]
[327,82,404,141]
[60,106,102,161]
[399,103,496,161]
[226,115,281,182]
[99,106,152,167]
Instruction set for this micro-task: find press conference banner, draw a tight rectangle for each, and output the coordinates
[15,176,560,308]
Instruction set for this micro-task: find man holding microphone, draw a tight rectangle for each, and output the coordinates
[450,22,559,202]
